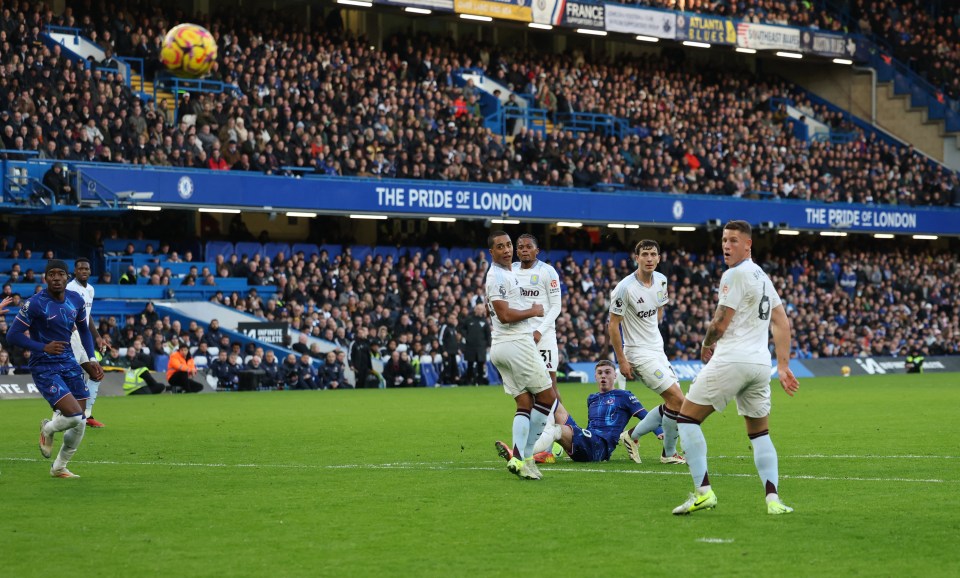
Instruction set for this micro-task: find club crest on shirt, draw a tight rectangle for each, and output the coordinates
[530,274,539,284]
[605,398,615,405]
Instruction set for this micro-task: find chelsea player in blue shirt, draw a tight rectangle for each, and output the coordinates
[499,360,663,463]
[8,259,104,478]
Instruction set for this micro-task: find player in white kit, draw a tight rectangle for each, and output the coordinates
[671,221,799,516]
[505,234,567,462]
[608,239,686,465]
[67,257,105,428]
[485,230,557,480]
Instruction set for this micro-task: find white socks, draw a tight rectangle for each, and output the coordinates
[84,379,101,418]
[52,418,86,472]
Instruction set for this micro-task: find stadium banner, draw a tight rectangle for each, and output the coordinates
[603,5,677,39]
[800,29,858,59]
[736,21,801,51]
[237,322,289,345]
[800,356,960,377]
[77,166,960,235]
[376,0,454,11]
[454,0,531,22]
[676,12,735,45]
[0,370,205,401]
[560,0,605,29]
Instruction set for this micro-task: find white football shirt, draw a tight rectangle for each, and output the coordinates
[511,260,561,339]
[485,262,535,343]
[66,278,95,324]
[609,271,669,360]
[711,259,782,366]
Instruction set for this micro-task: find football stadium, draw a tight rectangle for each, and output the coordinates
[1,0,959,575]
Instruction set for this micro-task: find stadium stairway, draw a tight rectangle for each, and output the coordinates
[130,72,176,122]
[777,60,960,170]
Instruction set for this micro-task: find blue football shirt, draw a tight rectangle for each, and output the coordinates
[585,389,646,446]
[13,289,89,367]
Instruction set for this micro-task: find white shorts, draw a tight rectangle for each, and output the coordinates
[625,353,678,394]
[535,333,559,373]
[687,361,771,417]
[491,338,552,398]
[70,330,90,364]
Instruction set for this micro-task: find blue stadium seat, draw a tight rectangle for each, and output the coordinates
[234,242,263,260]
[291,243,320,258]
[351,246,372,262]
[420,362,439,387]
[486,361,502,385]
[373,245,399,261]
[571,251,593,265]
[205,240,235,260]
[263,243,291,261]
[319,244,342,260]
[154,354,170,372]
[448,247,473,263]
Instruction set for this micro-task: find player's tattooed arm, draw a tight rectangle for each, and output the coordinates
[703,304,734,349]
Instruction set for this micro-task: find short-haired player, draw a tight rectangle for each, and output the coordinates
[609,239,686,465]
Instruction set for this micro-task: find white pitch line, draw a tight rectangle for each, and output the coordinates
[696,538,735,544]
[0,457,950,483]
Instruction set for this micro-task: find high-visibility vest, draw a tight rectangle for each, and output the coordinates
[123,367,151,394]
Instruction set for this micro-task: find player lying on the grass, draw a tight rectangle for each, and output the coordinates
[497,360,671,464]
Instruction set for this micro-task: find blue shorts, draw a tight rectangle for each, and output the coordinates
[567,417,615,462]
[33,364,88,408]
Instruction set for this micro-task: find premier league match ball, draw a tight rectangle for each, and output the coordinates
[160,23,218,78]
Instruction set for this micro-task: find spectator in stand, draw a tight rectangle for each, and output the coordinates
[383,350,416,388]
[40,162,73,205]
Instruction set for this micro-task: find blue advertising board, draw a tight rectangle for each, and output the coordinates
[77,165,960,235]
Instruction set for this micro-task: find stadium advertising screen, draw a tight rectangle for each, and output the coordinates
[603,5,677,39]
[377,0,454,10]
[801,30,859,59]
[454,0,532,21]
[561,0,605,30]
[735,22,801,51]
[676,13,736,45]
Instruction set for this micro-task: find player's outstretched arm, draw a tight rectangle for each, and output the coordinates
[0,296,12,315]
[770,305,799,396]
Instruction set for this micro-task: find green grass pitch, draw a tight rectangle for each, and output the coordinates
[2,374,958,577]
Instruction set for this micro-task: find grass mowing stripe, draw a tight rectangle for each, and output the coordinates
[2,456,948,483]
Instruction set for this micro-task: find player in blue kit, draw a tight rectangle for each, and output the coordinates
[497,360,662,463]
[7,259,104,478]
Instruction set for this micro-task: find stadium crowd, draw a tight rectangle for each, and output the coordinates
[1,1,957,207]
[4,228,956,389]
[620,0,960,104]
